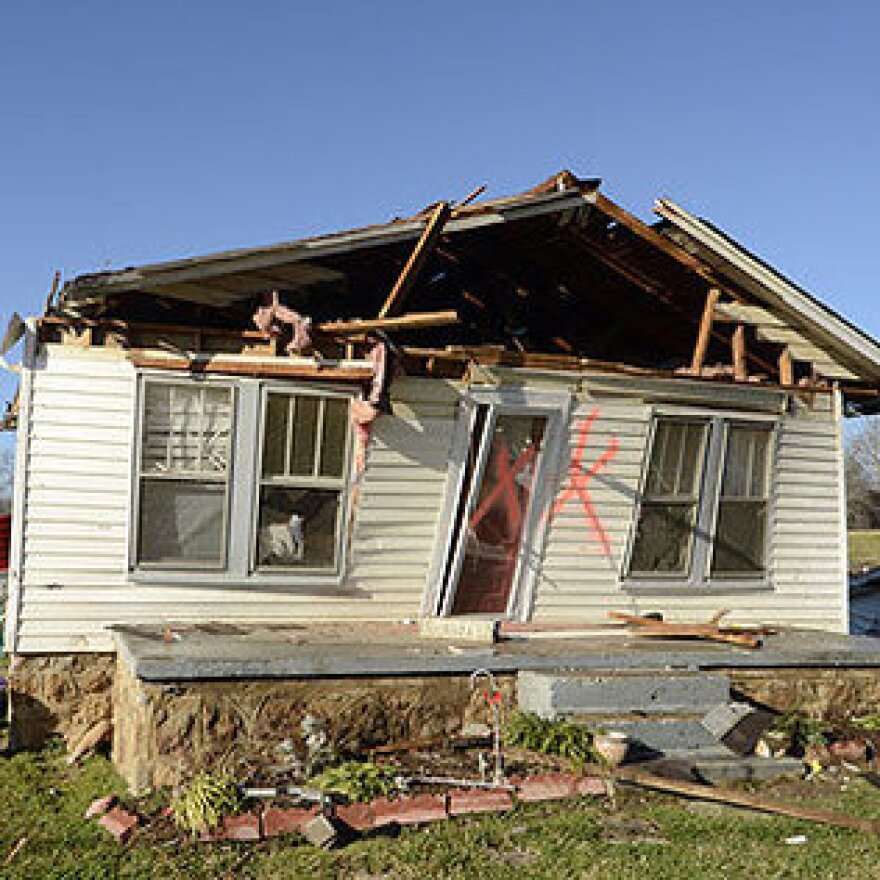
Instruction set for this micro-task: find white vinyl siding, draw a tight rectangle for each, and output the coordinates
[533,379,846,631]
[11,345,458,652]
[8,345,847,653]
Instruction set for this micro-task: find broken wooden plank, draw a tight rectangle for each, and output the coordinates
[615,767,880,834]
[316,310,459,336]
[690,287,721,373]
[608,611,764,648]
[778,347,794,386]
[378,201,452,318]
[732,323,748,381]
[127,352,373,381]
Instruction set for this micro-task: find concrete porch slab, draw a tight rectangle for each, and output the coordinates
[112,623,880,682]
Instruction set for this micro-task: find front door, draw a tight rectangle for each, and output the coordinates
[439,405,551,617]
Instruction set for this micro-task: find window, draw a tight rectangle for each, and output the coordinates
[627,415,774,585]
[256,391,350,571]
[628,420,708,577]
[711,425,772,576]
[133,377,353,580]
[136,381,233,567]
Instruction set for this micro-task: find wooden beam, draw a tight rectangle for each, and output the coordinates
[615,768,880,834]
[778,347,794,386]
[127,352,373,381]
[316,310,459,336]
[732,323,748,381]
[378,201,452,318]
[690,287,721,373]
[594,193,720,285]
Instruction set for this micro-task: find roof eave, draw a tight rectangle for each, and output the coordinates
[655,197,880,383]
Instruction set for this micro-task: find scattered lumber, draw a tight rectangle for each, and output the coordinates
[615,767,880,834]
[316,310,459,336]
[66,719,112,765]
[608,610,771,649]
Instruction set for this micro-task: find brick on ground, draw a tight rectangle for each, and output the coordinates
[98,806,139,843]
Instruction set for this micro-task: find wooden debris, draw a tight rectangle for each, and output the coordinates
[378,201,452,318]
[608,610,770,648]
[732,323,748,381]
[615,767,880,834]
[3,836,27,867]
[690,287,721,373]
[66,719,112,765]
[316,310,459,336]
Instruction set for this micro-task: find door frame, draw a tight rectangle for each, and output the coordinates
[423,387,572,621]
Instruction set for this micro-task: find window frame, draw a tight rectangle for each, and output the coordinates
[129,372,356,587]
[131,374,236,573]
[251,384,354,577]
[622,407,777,593]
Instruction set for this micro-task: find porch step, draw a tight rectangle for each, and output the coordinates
[518,669,731,717]
[574,716,730,756]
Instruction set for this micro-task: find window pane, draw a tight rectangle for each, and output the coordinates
[202,387,232,473]
[142,384,230,475]
[262,394,289,477]
[138,479,225,564]
[257,487,340,569]
[629,502,697,575]
[645,421,677,494]
[319,397,349,478]
[645,421,706,497]
[290,396,319,476]
[722,426,771,498]
[678,422,706,495]
[712,500,767,574]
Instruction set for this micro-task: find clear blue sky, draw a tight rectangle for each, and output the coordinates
[2,2,879,452]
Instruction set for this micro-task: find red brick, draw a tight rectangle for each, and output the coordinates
[262,806,320,838]
[830,739,869,763]
[370,794,448,827]
[335,802,375,832]
[222,813,262,841]
[448,788,514,816]
[85,795,116,819]
[574,775,608,797]
[98,806,139,843]
[514,773,576,803]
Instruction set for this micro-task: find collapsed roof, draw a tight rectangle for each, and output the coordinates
[51,170,880,405]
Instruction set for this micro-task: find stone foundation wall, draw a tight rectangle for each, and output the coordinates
[727,667,880,720]
[12,652,880,794]
[8,654,115,750]
[113,655,516,794]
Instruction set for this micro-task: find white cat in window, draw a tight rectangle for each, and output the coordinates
[261,513,305,563]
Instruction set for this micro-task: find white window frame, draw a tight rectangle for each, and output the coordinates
[251,384,354,577]
[129,372,355,587]
[622,407,777,593]
[424,387,571,621]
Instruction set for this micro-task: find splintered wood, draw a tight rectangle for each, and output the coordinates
[609,610,774,649]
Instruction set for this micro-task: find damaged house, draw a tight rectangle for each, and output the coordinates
[4,171,880,790]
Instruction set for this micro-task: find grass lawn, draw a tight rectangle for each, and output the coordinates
[2,745,880,879]
[849,529,880,572]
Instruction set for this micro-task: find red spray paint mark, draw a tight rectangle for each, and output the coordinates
[548,408,619,558]
[468,439,537,536]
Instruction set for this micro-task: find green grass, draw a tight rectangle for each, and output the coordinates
[2,746,880,878]
[849,529,880,572]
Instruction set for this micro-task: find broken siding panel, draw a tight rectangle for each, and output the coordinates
[534,391,846,631]
[16,361,458,652]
